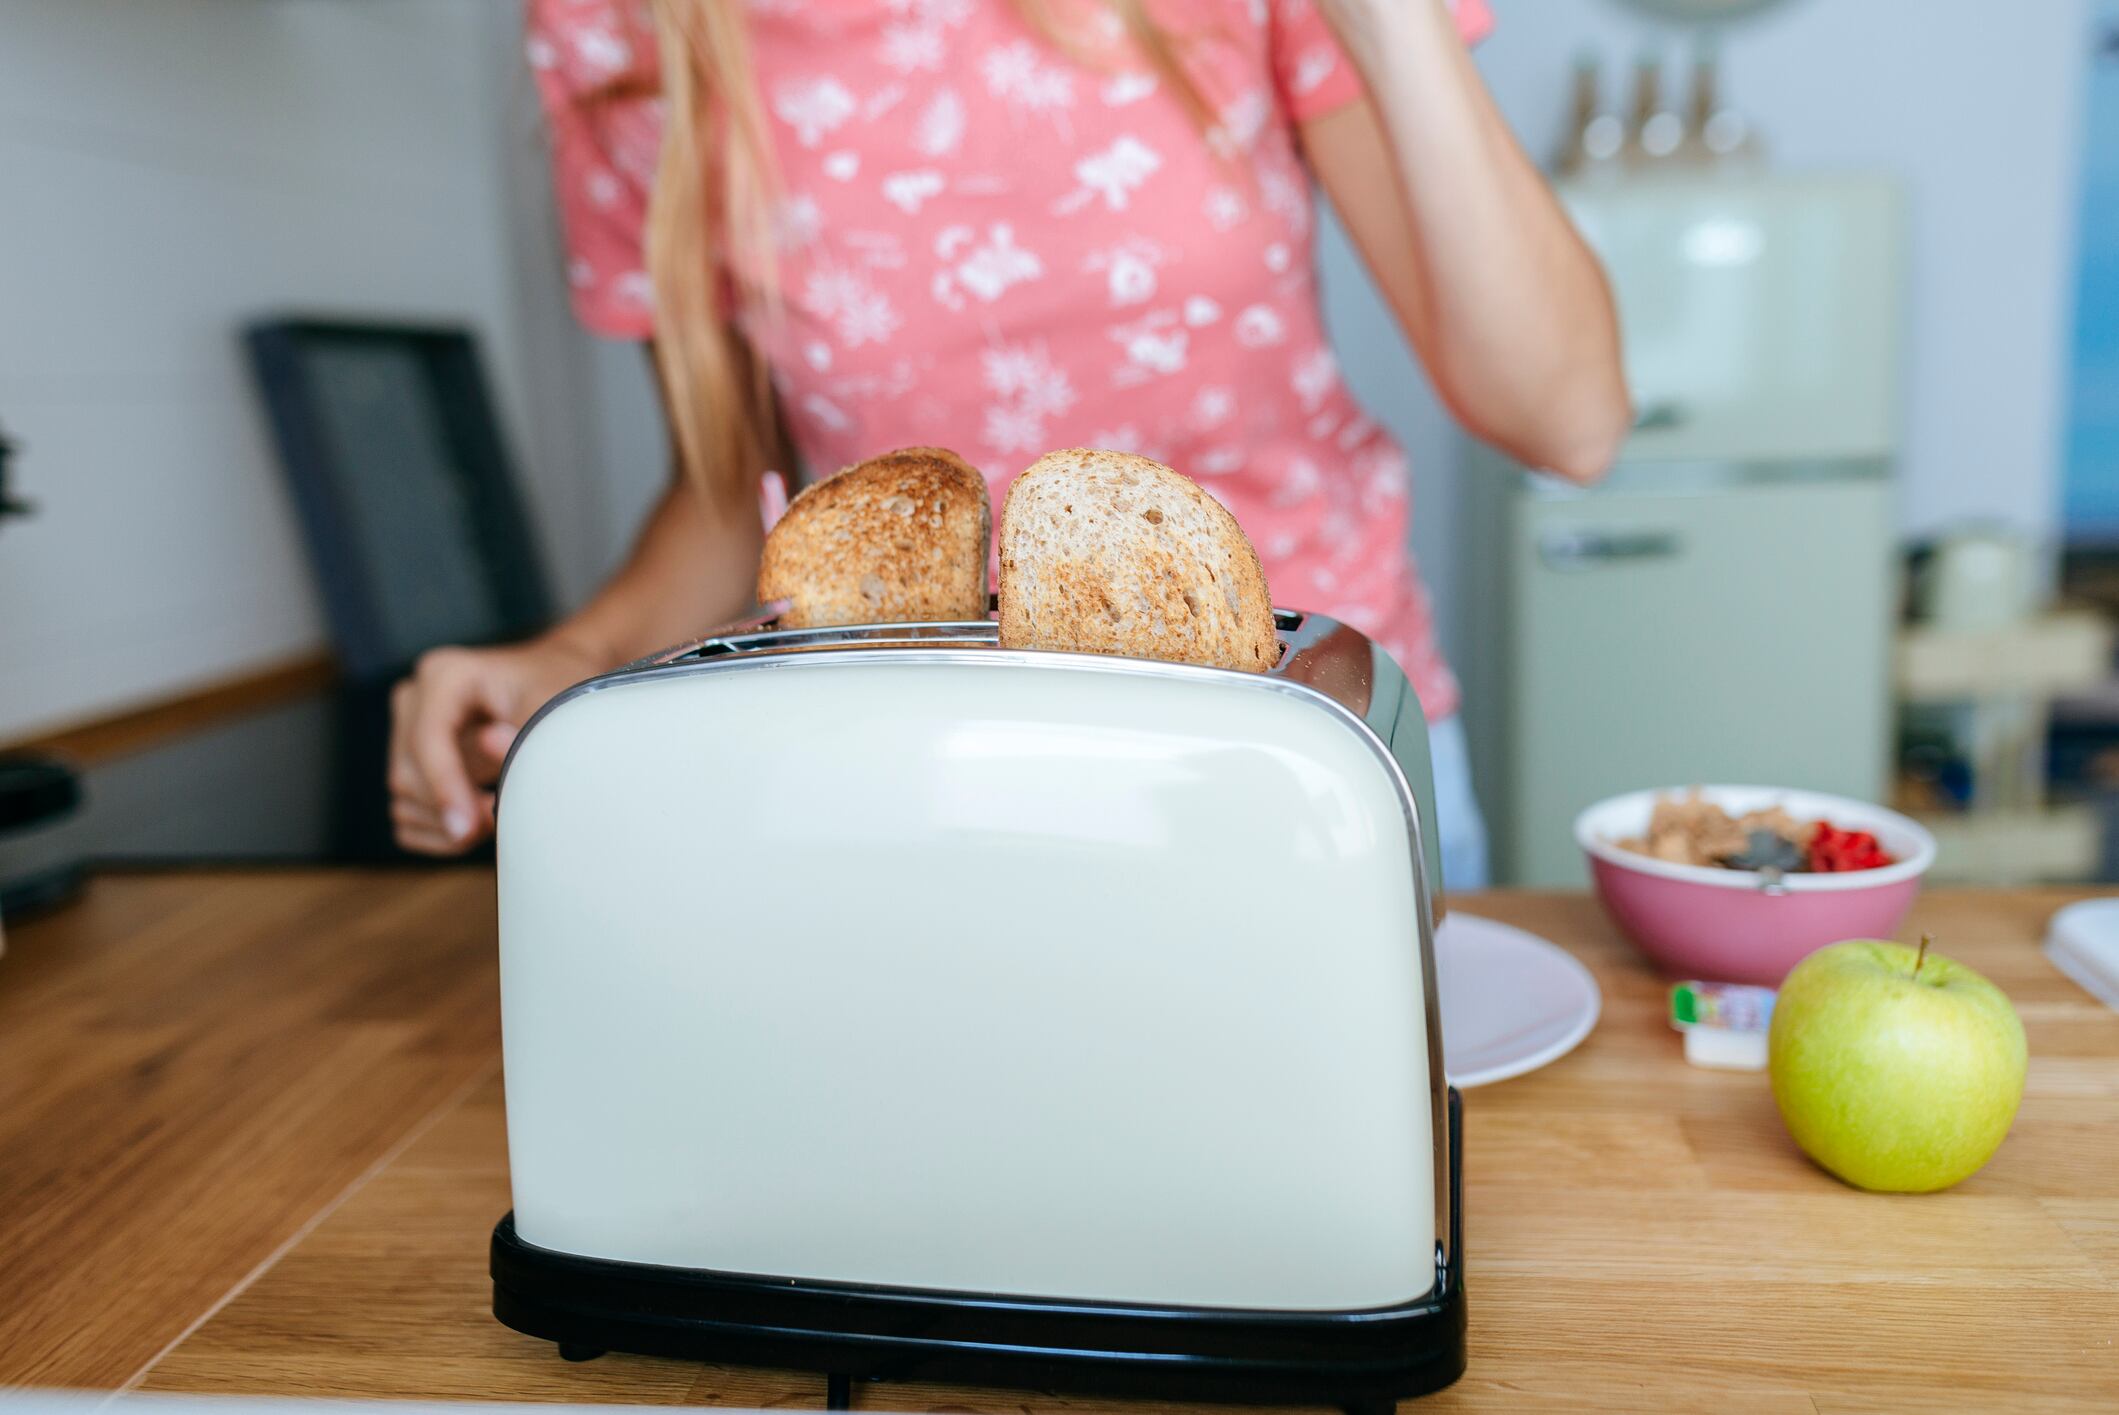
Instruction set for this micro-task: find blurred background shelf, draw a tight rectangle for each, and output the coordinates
[1894,610,2117,885]
[1910,804,2105,885]
[1896,611,2113,701]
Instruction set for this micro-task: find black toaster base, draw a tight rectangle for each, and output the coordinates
[491,1092,1465,1412]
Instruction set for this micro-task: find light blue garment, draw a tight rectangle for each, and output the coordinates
[1426,713,1489,892]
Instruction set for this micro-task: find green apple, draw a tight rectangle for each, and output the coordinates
[1769,938,2026,1193]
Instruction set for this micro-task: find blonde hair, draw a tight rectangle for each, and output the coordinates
[645,0,1217,513]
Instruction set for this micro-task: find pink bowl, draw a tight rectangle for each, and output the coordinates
[1575,786,1937,987]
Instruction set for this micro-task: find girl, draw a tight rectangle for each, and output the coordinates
[388,0,1629,885]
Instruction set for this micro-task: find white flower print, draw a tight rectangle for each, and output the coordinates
[1082,239,1166,308]
[1196,447,1247,476]
[803,263,902,347]
[980,341,1075,455]
[981,343,1075,414]
[804,340,833,372]
[775,193,822,250]
[932,223,1044,309]
[1264,242,1293,274]
[1109,251,1156,304]
[1056,136,1162,213]
[953,226,1044,300]
[882,169,946,215]
[802,392,853,435]
[1191,386,1237,430]
[1107,312,1189,386]
[841,230,907,270]
[981,346,1039,397]
[572,24,630,76]
[1264,532,1300,561]
[1356,446,1410,513]
[566,258,594,289]
[1184,296,1222,327]
[886,0,971,24]
[1308,412,1341,441]
[879,23,944,74]
[863,84,908,121]
[1089,424,1149,455]
[823,150,861,181]
[1271,456,1324,508]
[829,359,921,404]
[1235,304,1288,348]
[1291,46,1339,97]
[1320,504,1363,558]
[1100,71,1158,107]
[773,77,856,148]
[525,34,557,70]
[584,167,622,210]
[1203,186,1248,232]
[982,40,1075,115]
[612,271,654,310]
[1260,164,1310,231]
[1292,347,1339,411]
[914,89,966,157]
[1336,414,1377,451]
[984,404,1047,455]
[1208,91,1270,157]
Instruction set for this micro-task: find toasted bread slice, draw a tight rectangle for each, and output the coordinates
[997,449,1278,672]
[758,447,991,628]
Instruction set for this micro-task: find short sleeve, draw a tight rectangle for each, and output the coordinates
[525,0,663,339]
[1271,0,1496,124]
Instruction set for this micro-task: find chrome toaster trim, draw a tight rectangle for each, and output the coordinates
[497,606,1453,1291]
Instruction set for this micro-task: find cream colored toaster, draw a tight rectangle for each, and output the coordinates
[490,608,1463,1412]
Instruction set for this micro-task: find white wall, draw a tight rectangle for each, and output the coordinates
[0,0,613,741]
[1316,0,2090,660]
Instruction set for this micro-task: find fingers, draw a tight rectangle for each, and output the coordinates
[388,650,502,853]
[391,790,491,857]
[404,649,488,843]
[474,721,520,772]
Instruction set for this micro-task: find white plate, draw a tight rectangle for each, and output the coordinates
[1435,913,1602,1088]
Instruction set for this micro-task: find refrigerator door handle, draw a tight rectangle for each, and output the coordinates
[1630,400,1688,433]
[1537,528,1684,572]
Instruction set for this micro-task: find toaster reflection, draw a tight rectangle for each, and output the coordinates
[921,716,1391,858]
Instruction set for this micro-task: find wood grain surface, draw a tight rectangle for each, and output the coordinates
[4,875,2115,1410]
[0,870,497,1388]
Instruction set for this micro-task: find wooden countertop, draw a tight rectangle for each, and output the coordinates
[3,873,2115,1410]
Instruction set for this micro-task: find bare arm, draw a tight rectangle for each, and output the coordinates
[544,447,764,667]
[1302,0,1630,483]
[387,344,765,853]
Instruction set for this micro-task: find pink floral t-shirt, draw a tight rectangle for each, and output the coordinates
[527,0,1493,719]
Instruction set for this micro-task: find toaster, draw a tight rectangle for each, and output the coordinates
[489,607,1464,1413]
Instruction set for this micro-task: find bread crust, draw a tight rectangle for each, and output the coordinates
[758,446,992,628]
[996,449,1278,672]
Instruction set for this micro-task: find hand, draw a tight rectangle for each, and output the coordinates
[387,636,607,855]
